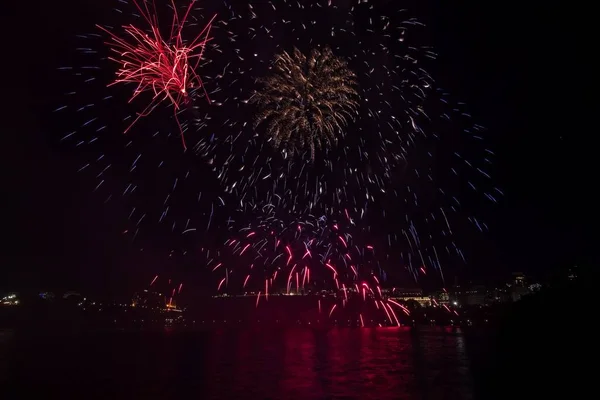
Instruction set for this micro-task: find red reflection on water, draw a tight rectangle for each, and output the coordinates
[203,327,423,399]
[281,329,323,399]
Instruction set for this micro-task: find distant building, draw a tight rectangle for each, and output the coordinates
[509,272,530,301]
[388,288,431,306]
[387,288,423,297]
[489,287,510,303]
[1,293,19,306]
[437,291,450,304]
[132,290,182,312]
[464,285,487,306]
[510,286,530,302]
[448,285,488,306]
[513,272,526,287]
[132,290,165,309]
[448,285,465,306]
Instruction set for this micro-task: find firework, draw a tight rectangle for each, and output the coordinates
[251,47,359,160]
[97,0,216,150]
[213,207,412,325]
[223,210,379,293]
[201,0,500,287]
[209,0,439,209]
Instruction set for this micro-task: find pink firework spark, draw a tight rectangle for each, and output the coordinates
[97,0,216,150]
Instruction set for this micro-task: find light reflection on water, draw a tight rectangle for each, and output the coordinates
[3,327,474,399]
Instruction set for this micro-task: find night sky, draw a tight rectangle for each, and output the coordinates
[1,1,590,295]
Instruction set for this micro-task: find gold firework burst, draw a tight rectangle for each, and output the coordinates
[251,47,359,160]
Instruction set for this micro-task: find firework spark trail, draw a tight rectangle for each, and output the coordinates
[97,0,216,150]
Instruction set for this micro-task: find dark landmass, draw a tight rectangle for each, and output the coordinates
[467,267,591,399]
[2,293,517,332]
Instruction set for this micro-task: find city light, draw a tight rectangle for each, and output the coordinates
[1,293,19,306]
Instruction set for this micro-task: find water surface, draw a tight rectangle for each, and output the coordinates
[2,327,475,399]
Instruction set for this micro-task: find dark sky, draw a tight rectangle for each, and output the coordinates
[1,1,590,294]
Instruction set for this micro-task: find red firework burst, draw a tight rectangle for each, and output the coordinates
[97,0,216,150]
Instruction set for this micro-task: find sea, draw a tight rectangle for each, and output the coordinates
[1,327,480,399]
